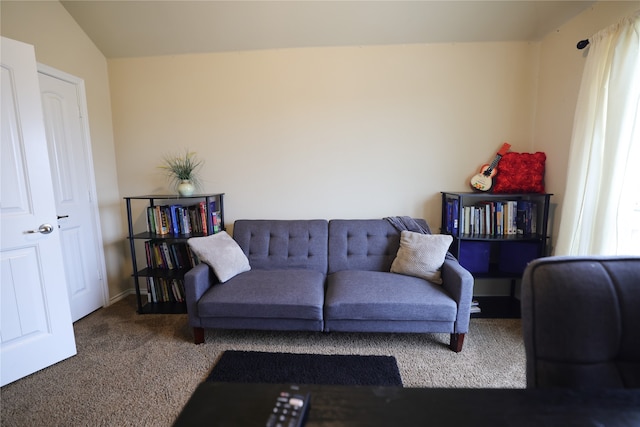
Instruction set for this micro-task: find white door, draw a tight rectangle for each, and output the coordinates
[1,37,77,387]
[38,67,107,322]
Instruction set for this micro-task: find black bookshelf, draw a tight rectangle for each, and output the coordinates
[124,193,225,314]
[441,192,552,318]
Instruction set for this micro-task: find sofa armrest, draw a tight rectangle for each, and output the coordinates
[184,263,217,327]
[441,254,474,334]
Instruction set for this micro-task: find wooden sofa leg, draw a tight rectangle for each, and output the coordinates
[194,327,205,344]
[450,333,465,352]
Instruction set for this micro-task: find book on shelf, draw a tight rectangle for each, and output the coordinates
[146,207,156,235]
[456,200,538,237]
[443,198,460,236]
[146,206,170,235]
[212,210,222,233]
[199,201,208,235]
[516,200,537,235]
[146,277,155,302]
[157,206,170,235]
[180,208,191,234]
[144,241,197,270]
[470,299,481,314]
[146,202,221,236]
[169,205,182,235]
[146,276,186,303]
[160,242,175,269]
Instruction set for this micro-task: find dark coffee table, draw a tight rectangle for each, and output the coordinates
[173,382,640,426]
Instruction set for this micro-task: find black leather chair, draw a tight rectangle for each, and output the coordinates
[521,256,640,388]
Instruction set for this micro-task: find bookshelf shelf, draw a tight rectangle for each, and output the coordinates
[456,233,542,242]
[131,231,212,240]
[124,193,225,314]
[441,192,552,318]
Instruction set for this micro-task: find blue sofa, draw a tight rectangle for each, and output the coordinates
[184,219,474,352]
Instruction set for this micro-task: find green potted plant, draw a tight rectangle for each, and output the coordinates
[159,149,203,196]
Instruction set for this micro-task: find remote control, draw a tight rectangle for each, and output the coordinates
[265,385,310,427]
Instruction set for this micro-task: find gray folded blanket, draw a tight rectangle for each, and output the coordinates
[384,216,431,234]
[385,216,455,261]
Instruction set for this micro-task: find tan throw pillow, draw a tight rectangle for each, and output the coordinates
[390,231,453,284]
[187,231,250,283]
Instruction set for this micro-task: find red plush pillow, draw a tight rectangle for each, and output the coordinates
[492,152,546,193]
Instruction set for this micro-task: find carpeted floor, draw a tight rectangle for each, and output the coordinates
[0,295,525,426]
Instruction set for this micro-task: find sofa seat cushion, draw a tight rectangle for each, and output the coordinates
[197,269,325,321]
[325,270,457,322]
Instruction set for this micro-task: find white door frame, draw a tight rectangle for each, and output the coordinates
[37,63,109,311]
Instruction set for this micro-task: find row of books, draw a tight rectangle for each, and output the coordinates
[146,201,222,236]
[144,240,199,270]
[146,277,185,303]
[444,199,538,237]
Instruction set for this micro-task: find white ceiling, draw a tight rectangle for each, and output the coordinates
[60,1,597,58]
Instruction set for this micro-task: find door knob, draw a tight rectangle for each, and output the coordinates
[25,224,54,234]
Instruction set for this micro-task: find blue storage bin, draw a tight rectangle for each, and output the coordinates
[498,242,540,274]
[458,241,491,273]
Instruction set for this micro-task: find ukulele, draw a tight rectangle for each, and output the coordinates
[470,143,511,192]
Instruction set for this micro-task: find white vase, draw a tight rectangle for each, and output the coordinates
[177,180,195,196]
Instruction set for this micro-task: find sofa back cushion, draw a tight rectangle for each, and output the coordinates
[233,220,328,273]
[522,255,640,388]
[328,219,429,274]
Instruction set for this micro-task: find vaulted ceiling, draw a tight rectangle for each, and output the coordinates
[61,1,596,58]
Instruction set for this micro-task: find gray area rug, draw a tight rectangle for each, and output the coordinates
[1,296,525,426]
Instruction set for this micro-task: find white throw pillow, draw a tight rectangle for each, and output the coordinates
[187,231,250,283]
[390,231,453,284]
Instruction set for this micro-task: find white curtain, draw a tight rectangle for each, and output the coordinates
[555,11,640,256]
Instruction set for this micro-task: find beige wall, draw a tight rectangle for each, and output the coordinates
[109,42,538,230]
[533,1,640,254]
[1,1,127,301]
